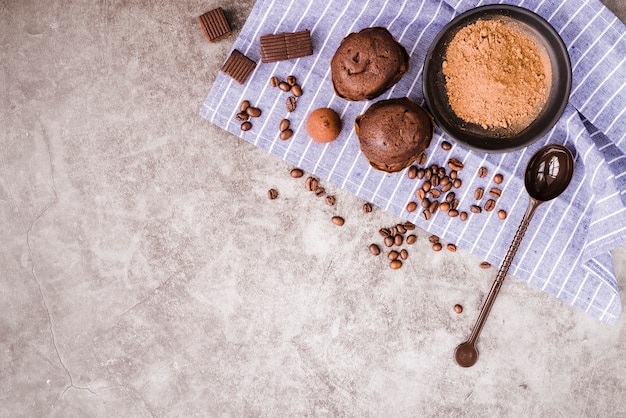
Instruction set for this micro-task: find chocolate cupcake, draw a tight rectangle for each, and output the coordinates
[355,97,433,173]
[331,27,409,101]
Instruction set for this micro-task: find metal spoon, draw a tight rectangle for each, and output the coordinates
[455,144,575,368]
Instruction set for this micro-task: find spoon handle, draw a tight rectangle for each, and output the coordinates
[468,197,542,345]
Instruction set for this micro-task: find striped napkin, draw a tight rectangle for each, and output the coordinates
[200,0,626,324]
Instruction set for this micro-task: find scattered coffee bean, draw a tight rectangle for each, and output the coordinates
[267,188,278,199]
[453,178,462,188]
[438,166,446,177]
[416,189,426,200]
[429,200,439,214]
[379,228,391,237]
[286,75,297,86]
[310,178,318,191]
[422,180,432,192]
[440,176,450,187]
[404,222,416,230]
[447,243,457,252]
[441,182,453,193]
[484,199,496,211]
[286,96,297,112]
[363,202,373,213]
[489,187,502,198]
[384,236,394,247]
[452,199,459,210]
[236,111,249,121]
[314,187,325,197]
[326,195,336,206]
[394,234,403,246]
[278,81,290,91]
[279,119,290,132]
[240,100,250,112]
[305,176,315,191]
[291,84,303,97]
[406,201,417,213]
[474,187,484,200]
[422,197,431,209]
[448,209,459,217]
[246,107,262,118]
[445,192,456,203]
[498,209,507,220]
[429,189,441,199]
[429,235,440,243]
[479,261,491,269]
[478,166,488,178]
[388,250,400,261]
[417,168,425,179]
[369,243,381,256]
[432,242,443,252]
[280,129,293,140]
[422,209,431,220]
[406,234,417,245]
[396,224,407,234]
[441,141,452,151]
[389,226,398,236]
[454,304,463,314]
[407,165,418,179]
[449,170,458,179]
[425,169,432,181]
[290,168,304,178]
[448,158,464,171]
[431,175,440,188]
[270,76,280,87]
[460,211,468,221]
[493,173,504,184]
[390,259,403,270]
[240,121,252,131]
[400,249,409,260]
[470,204,482,214]
[418,153,427,166]
[331,216,344,226]
[439,201,450,212]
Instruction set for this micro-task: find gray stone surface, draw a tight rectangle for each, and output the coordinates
[1,1,625,416]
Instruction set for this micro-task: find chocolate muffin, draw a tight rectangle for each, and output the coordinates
[355,97,433,173]
[331,27,409,101]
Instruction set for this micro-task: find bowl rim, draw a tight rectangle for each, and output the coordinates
[422,4,572,153]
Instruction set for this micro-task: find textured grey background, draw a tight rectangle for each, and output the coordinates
[1,0,625,416]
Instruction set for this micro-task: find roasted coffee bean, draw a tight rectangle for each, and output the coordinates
[291,84,303,97]
[484,199,496,211]
[406,234,417,245]
[422,209,431,220]
[278,81,290,91]
[431,175,440,187]
[470,204,482,214]
[422,180,432,192]
[314,187,325,197]
[441,182,453,193]
[379,228,391,237]
[429,189,441,199]
[400,249,409,260]
[326,195,336,206]
[388,250,400,261]
[363,202,373,213]
[396,224,407,234]
[493,173,504,184]
[246,106,262,118]
[331,216,344,226]
[280,129,293,140]
[286,75,297,86]
[305,176,314,191]
[416,189,426,200]
[478,166,488,178]
[432,242,443,252]
[440,176,450,187]
[369,243,381,256]
[240,100,250,112]
[404,222,416,230]
[429,235,440,243]
[424,169,432,181]
[450,170,458,180]
[286,96,297,112]
[438,167,447,177]
[429,200,439,214]
[407,165,418,179]
[498,209,507,220]
[445,192,455,203]
[279,118,290,132]
[448,209,459,218]
[460,211,468,221]
[240,121,252,131]
[417,168,425,179]
[439,201,450,212]
[390,259,403,270]
[441,141,452,151]
[310,178,318,191]
[290,168,304,178]
[394,234,403,246]
[431,164,439,172]
[474,187,484,200]
[418,153,427,166]
[384,236,394,247]
[447,243,457,252]
[454,304,463,314]
[406,201,417,213]
[236,111,249,121]
[448,158,464,171]
[452,199,459,210]
[389,226,398,237]
[270,76,280,87]
[480,261,491,269]
[453,178,462,188]
[267,188,278,199]
[489,187,502,198]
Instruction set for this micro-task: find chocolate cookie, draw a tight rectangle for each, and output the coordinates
[355,97,433,173]
[331,27,409,101]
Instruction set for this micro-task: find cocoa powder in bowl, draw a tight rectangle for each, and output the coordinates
[442,18,551,134]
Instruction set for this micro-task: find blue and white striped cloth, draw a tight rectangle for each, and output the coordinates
[200,0,626,324]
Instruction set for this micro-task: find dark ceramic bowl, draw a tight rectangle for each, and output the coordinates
[422,5,571,153]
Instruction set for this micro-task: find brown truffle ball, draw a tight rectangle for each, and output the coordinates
[306,108,342,143]
[355,97,433,173]
[331,27,409,101]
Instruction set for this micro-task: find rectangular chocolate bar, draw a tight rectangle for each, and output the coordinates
[198,7,232,43]
[259,29,313,63]
[220,50,257,85]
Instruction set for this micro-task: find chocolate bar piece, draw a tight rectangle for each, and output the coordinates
[198,7,232,43]
[259,29,313,63]
[221,50,257,84]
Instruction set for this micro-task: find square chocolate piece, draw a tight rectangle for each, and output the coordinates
[220,49,257,84]
[198,7,231,43]
[259,29,313,63]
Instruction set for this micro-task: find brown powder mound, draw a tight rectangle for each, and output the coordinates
[442,19,551,133]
